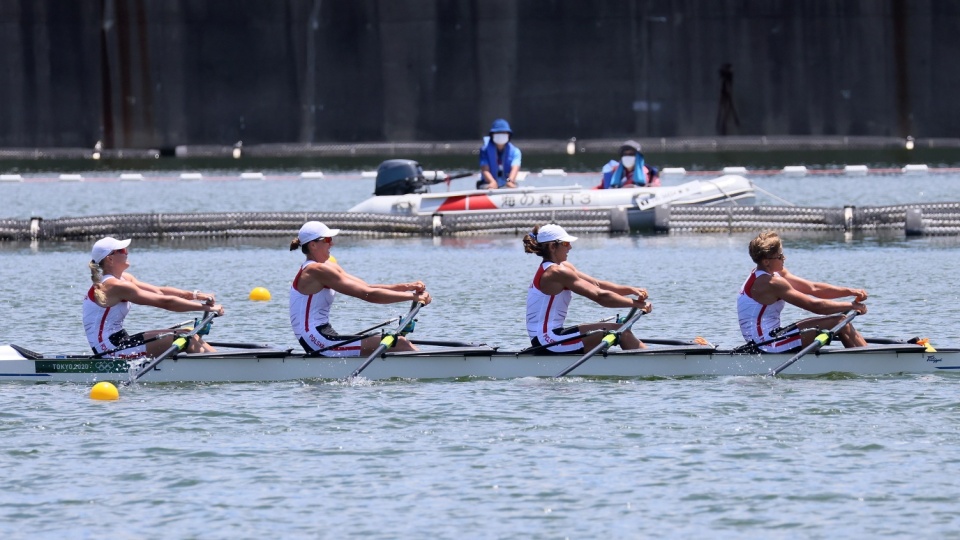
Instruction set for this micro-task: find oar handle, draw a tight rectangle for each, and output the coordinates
[769,310,859,376]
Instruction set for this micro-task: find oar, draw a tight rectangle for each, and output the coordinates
[349,301,423,379]
[91,319,198,359]
[303,317,403,357]
[128,312,218,384]
[410,339,482,348]
[306,331,380,357]
[91,332,174,359]
[768,310,859,376]
[767,314,836,339]
[641,337,713,346]
[354,316,400,335]
[516,329,606,355]
[866,336,936,352]
[555,307,642,378]
[206,341,275,350]
[731,327,824,354]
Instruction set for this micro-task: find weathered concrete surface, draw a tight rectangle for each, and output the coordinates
[1,0,957,148]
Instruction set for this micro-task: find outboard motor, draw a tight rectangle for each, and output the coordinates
[374,159,427,196]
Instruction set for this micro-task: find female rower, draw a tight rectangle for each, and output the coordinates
[737,231,868,351]
[83,237,225,357]
[524,224,652,353]
[289,221,432,356]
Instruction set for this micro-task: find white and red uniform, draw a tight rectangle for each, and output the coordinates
[526,261,583,353]
[82,275,147,357]
[290,261,361,357]
[737,270,801,353]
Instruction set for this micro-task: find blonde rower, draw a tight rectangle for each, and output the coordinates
[82,237,225,357]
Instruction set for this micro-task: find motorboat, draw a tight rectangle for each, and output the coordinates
[348,160,755,230]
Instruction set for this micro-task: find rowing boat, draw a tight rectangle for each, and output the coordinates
[1,342,954,383]
[347,159,755,230]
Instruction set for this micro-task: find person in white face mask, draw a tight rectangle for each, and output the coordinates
[598,140,661,189]
[478,118,522,189]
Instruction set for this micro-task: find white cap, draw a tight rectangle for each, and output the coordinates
[91,237,132,264]
[536,224,577,243]
[298,221,340,244]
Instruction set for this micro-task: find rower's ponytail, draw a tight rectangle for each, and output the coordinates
[289,237,310,254]
[88,261,106,304]
[523,225,549,257]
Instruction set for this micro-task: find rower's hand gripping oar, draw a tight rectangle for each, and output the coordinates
[555,307,643,378]
[349,301,423,379]
[127,312,219,384]
[768,310,859,377]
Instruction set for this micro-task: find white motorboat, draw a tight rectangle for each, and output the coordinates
[348,160,755,230]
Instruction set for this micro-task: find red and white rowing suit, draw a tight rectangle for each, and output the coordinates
[289,261,361,357]
[82,275,147,357]
[526,261,583,353]
[737,269,801,353]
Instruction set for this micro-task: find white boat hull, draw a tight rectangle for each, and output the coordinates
[0,344,954,383]
[348,175,755,228]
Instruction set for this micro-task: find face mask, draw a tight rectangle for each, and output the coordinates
[620,155,636,168]
[492,133,510,145]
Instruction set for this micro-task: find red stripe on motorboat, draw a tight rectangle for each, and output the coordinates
[437,196,468,211]
[437,195,498,212]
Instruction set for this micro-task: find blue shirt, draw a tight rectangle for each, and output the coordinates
[479,137,522,187]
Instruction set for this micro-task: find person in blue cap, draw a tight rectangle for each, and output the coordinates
[478,118,522,189]
[598,140,660,189]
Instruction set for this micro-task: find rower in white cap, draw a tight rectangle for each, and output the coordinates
[289,221,432,357]
[82,236,225,358]
[524,224,652,354]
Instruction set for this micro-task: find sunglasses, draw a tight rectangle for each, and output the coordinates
[767,253,785,261]
[110,248,128,256]
[553,240,571,248]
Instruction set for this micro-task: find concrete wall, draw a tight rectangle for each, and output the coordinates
[0,0,956,148]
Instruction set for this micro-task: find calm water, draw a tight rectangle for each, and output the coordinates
[2,171,960,538]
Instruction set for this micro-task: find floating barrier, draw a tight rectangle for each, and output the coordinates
[655,202,960,236]
[3,203,960,242]
[2,164,960,184]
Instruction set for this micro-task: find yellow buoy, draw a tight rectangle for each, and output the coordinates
[328,255,337,263]
[90,381,119,401]
[249,287,272,301]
